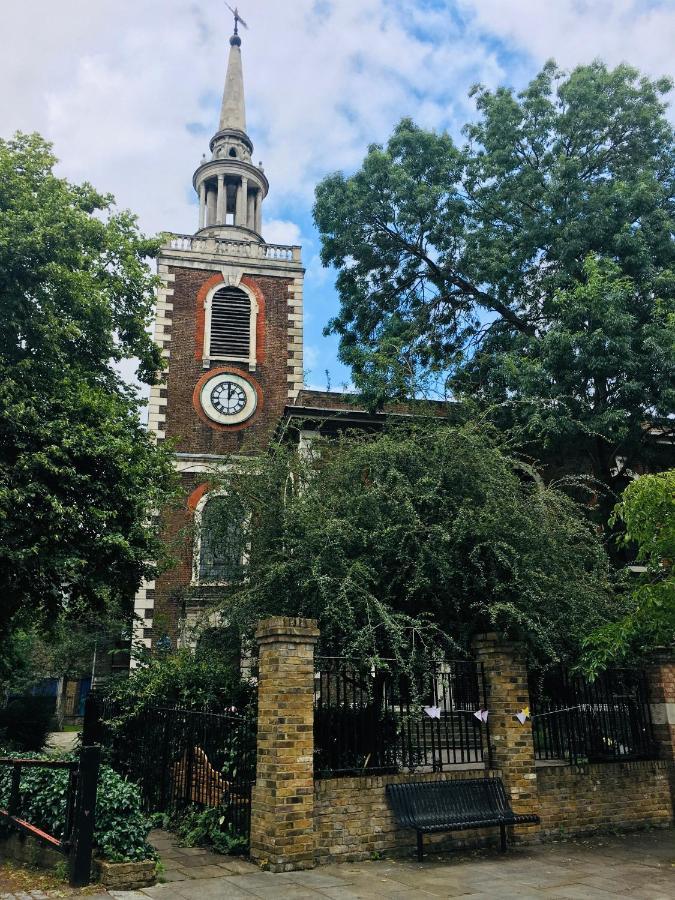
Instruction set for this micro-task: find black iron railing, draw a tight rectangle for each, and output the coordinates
[314,659,490,777]
[0,694,102,887]
[100,702,256,844]
[529,667,658,765]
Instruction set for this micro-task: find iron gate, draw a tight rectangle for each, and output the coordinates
[100,700,256,848]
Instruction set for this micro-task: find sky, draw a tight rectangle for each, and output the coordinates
[2,0,675,392]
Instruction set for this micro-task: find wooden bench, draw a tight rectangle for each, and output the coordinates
[386,777,540,861]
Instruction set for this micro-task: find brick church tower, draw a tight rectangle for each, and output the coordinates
[133,24,304,656]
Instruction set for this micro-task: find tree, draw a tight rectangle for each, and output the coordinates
[314,61,675,499]
[0,133,176,641]
[211,425,620,667]
[583,469,675,673]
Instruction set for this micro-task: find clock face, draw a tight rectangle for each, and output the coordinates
[211,380,247,415]
[199,372,257,425]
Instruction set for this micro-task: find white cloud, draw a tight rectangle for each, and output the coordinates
[0,1,505,237]
[2,1,674,385]
[263,219,302,247]
[461,1,675,86]
[5,1,671,240]
[3,1,673,231]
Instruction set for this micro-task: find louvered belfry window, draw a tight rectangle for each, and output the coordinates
[207,286,252,362]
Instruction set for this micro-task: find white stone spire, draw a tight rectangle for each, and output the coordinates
[219,33,246,133]
[192,25,268,240]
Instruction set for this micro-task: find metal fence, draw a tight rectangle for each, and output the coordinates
[100,702,256,844]
[529,667,658,765]
[314,658,491,777]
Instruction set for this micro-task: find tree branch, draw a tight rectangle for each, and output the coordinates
[373,217,536,336]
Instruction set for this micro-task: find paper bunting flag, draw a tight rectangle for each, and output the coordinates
[473,709,489,723]
[424,706,441,719]
[515,706,531,725]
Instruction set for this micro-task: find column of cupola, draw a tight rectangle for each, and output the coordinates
[197,172,262,230]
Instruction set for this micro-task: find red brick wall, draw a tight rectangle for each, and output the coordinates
[152,472,202,647]
[150,266,293,645]
[165,266,292,455]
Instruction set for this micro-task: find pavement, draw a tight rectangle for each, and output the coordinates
[45,732,80,753]
[2,828,673,899]
[121,828,674,900]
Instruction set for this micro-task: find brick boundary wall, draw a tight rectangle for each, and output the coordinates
[249,623,675,871]
[536,760,673,838]
[312,760,673,864]
[314,769,501,864]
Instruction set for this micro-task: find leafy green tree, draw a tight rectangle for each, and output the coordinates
[0,617,127,701]
[0,133,176,641]
[314,61,675,497]
[212,425,620,667]
[583,470,675,672]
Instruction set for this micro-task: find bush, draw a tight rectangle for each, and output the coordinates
[104,643,253,722]
[168,806,247,856]
[0,696,55,751]
[101,643,254,773]
[0,753,155,862]
[212,425,620,667]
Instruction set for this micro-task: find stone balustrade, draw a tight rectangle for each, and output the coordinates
[166,233,301,263]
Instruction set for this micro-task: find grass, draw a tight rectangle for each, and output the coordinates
[0,859,101,896]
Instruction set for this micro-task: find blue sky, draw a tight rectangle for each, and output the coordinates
[2,0,674,392]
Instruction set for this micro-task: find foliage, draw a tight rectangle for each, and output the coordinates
[314,61,675,495]
[0,630,38,695]
[0,617,128,700]
[583,470,675,672]
[0,132,177,642]
[103,642,252,724]
[167,806,248,856]
[0,754,155,862]
[0,696,55,751]
[211,424,619,667]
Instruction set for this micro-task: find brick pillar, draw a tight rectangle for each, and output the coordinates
[646,649,675,763]
[473,633,538,822]
[250,617,319,872]
[646,650,675,815]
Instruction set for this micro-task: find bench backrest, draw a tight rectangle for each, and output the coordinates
[386,778,511,827]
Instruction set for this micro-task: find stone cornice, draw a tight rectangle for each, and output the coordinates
[193,157,269,197]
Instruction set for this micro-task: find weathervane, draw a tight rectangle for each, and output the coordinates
[225,3,249,35]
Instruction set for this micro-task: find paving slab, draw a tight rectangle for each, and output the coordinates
[91,828,675,900]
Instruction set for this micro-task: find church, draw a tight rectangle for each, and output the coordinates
[132,21,430,657]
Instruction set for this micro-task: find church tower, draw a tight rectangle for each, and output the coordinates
[133,23,305,656]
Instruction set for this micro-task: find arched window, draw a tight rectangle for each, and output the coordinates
[204,285,257,368]
[196,495,246,584]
